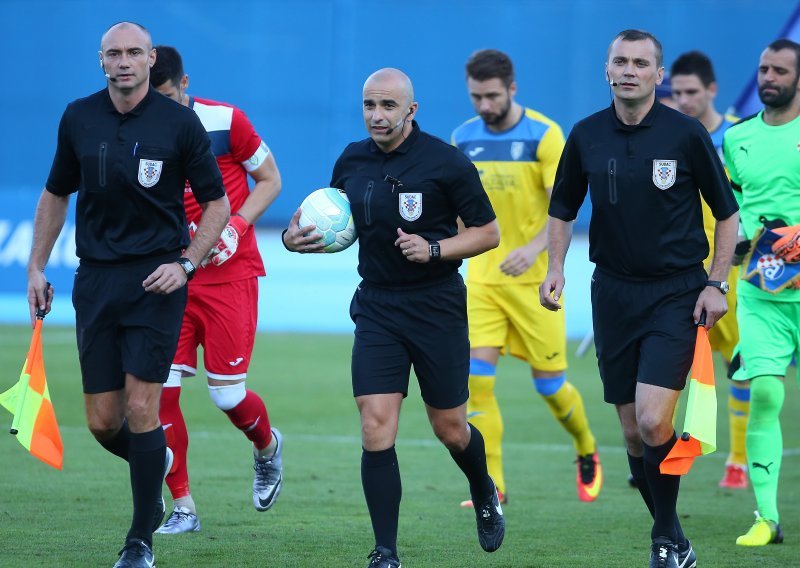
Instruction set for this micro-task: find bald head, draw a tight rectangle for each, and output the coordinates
[101,21,152,51]
[362,68,418,152]
[363,68,414,107]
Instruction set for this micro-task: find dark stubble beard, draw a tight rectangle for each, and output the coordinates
[481,97,512,126]
[759,77,799,109]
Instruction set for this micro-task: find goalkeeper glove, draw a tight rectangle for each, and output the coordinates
[771,224,800,263]
[207,213,251,267]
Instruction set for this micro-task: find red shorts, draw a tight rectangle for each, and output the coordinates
[172,278,258,380]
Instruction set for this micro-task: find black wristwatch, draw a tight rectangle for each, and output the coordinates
[706,280,729,295]
[176,257,196,281]
[428,240,441,262]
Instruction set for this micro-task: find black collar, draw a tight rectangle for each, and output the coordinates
[102,85,156,116]
[610,99,661,131]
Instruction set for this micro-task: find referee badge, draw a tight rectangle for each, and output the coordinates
[138,159,163,188]
[652,159,676,190]
[399,192,422,221]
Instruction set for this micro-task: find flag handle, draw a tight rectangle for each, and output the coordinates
[696,310,707,327]
[10,302,47,435]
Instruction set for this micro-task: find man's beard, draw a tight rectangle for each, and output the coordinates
[759,79,799,109]
[482,99,512,126]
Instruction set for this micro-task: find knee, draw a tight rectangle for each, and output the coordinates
[621,425,643,454]
[126,395,159,429]
[360,410,395,449]
[208,382,246,411]
[636,413,671,445]
[433,420,470,451]
[88,419,123,442]
[750,376,785,419]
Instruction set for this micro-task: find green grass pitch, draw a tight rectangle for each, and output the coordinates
[0,325,798,567]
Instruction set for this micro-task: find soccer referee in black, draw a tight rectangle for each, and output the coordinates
[540,30,738,568]
[27,22,229,568]
[283,68,503,567]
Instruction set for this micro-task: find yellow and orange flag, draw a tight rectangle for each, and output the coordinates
[660,324,717,475]
[0,317,63,469]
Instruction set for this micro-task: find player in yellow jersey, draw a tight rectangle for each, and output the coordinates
[671,50,748,490]
[452,49,601,506]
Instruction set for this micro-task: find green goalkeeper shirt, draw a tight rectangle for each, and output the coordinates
[723,110,800,301]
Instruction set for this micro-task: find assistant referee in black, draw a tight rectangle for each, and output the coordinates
[539,30,738,568]
[283,68,503,567]
[27,22,229,568]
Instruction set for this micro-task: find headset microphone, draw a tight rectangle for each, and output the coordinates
[609,79,619,87]
[101,60,117,82]
[384,110,413,135]
[384,117,405,135]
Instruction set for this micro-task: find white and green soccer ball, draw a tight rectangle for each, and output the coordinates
[298,187,357,253]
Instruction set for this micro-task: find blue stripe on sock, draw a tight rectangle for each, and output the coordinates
[469,359,496,376]
[730,384,751,402]
[532,374,566,396]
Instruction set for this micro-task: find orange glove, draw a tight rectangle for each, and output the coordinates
[771,225,800,263]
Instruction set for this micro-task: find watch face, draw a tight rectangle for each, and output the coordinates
[721,281,729,294]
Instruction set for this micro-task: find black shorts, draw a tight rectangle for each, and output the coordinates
[591,267,705,405]
[72,253,187,394]
[349,273,469,410]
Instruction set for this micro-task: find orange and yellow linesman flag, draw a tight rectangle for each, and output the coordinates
[660,324,717,475]
[0,317,63,469]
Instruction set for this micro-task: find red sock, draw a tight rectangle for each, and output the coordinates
[160,386,191,499]
[225,390,272,450]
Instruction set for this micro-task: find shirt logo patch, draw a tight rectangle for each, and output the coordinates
[510,141,525,161]
[138,159,163,188]
[652,159,676,190]
[399,192,422,222]
[468,146,485,158]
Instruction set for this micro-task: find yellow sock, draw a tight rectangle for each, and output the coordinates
[537,378,596,456]
[467,369,505,494]
[729,383,750,466]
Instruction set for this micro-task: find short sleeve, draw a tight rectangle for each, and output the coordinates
[537,122,566,189]
[691,127,738,220]
[444,152,495,228]
[45,105,81,196]
[229,107,263,164]
[548,130,588,221]
[181,112,224,204]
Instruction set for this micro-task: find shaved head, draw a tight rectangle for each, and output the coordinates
[101,21,152,51]
[362,68,418,152]
[364,68,414,106]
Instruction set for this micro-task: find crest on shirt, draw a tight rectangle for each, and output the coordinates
[399,193,422,222]
[138,159,163,188]
[510,141,525,161]
[652,159,676,190]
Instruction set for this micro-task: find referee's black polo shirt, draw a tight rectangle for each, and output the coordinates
[330,121,496,287]
[549,100,739,280]
[46,87,224,263]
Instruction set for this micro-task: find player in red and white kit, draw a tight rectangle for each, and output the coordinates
[150,46,283,534]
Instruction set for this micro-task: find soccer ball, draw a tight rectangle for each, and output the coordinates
[298,187,357,253]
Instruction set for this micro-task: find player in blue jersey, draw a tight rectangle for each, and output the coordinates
[452,49,602,507]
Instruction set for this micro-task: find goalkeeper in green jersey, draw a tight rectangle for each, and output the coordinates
[722,38,800,547]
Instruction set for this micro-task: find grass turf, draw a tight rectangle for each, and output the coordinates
[0,326,798,567]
